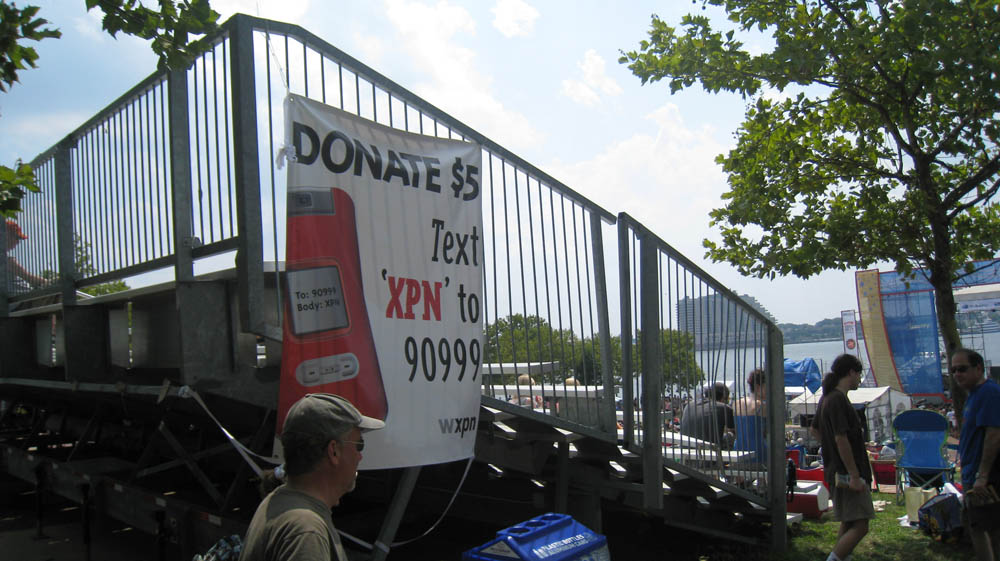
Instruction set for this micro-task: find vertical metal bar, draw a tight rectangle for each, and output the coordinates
[128,101,139,265]
[639,231,662,509]
[86,130,99,274]
[371,466,421,561]
[114,111,125,270]
[320,53,326,103]
[264,29,283,328]
[590,213,614,433]
[302,41,308,98]
[140,95,151,262]
[150,83,165,257]
[0,200,8,313]
[212,46,224,239]
[222,41,235,236]
[230,15,265,334]
[538,180,555,409]
[54,140,76,304]
[201,53,214,242]
[767,322,787,551]
[157,82,168,256]
[101,122,114,271]
[192,58,204,242]
[169,63,194,281]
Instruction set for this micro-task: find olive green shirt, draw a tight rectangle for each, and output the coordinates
[239,485,346,561]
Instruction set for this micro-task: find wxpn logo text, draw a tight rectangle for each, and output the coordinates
[438,416,478,438]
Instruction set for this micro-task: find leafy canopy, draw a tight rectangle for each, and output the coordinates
[0,1,219,218]
[85,0,219,71]
[0,2,60,92]
[620,0,1000,282]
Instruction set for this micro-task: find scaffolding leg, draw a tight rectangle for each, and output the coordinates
[81,483,92,561]
[371,466,421,561]
[33,464,46,539]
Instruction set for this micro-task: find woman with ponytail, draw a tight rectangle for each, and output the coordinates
[812,353,873,561]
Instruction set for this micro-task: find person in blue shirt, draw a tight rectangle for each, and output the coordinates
[954,348,1000,561]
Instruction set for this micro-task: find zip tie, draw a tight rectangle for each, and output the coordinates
[337,529,373,551]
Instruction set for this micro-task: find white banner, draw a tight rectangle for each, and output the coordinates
[841,309,860,358]
[279,94,484,469]
[958,298,1000,313]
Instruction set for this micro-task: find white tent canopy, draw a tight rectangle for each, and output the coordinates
[788,386,912,444]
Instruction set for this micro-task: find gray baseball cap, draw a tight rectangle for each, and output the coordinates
[282,393,385,438]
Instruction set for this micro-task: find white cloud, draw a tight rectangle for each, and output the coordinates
[560,79,599,106]
[561,49,622,105]
[352,31,386,66]
[382,0,543,150]
[545,102,728,259]
[491,0,539,38]
[578,49,622,96]
[0,111,92,158]
[211,0,312,24]
[73,11,106,42]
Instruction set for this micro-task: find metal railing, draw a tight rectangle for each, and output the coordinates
[2,13,784,543]
[617,214,785,514]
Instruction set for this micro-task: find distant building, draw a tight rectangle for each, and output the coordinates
[676,293,776,349]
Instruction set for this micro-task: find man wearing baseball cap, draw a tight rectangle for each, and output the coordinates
[240,394,385,561]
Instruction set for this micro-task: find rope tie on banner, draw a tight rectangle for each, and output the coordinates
[331,457,476,552]
[390,457,474,547]
[176,385,281,477]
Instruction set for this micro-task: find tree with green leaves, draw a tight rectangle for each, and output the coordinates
[483,314,583,383]
[0,0,218,217]
[621,0,1000,420]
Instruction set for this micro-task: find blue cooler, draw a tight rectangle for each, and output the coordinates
[463,513,610,561]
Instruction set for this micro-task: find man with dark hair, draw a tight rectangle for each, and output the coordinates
[680,382,735,447]
[240,394,385,561]
[953,348,1000,561]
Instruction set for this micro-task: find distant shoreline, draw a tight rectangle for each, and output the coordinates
[785,337,863,345]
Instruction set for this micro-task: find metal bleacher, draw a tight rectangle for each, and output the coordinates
[0,14,787,556]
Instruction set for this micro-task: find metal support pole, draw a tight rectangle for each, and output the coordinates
[54,141,77,305]
[81,483,92,561]
[0,219,8,316]
[639,234,663,510]
[228,15,266,335]
[168,62,194,282]
[33,464,46,539]
[155,510,168,561]
[589,214,615,434]
[766,323,787,552]
[371,466,421,561]
[617,218,634,448]
[556,441,569,513]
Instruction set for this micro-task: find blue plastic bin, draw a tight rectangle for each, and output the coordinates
[462,513,610,561]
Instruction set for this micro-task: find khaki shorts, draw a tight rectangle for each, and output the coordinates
[832,484,875,522]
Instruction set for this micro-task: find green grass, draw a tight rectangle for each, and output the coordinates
[772,492,973,561]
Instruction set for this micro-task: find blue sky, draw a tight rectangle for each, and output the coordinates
[0,0,865,325]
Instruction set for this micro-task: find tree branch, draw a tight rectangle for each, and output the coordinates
[948,175,1000,219]
[943,155,1000,211]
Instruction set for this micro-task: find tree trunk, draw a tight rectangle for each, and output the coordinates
[932,277,966,424]
[927,200,965,424]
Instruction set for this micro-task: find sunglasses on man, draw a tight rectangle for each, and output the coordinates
[949,364,972,374]
[341,439,365,452]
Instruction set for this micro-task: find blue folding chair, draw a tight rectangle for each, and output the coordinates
[892,409,954,504]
